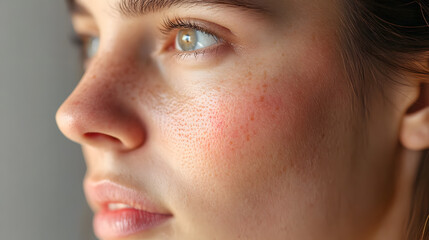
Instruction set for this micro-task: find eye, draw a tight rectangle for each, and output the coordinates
[84,36,100,60]
[175,29,219,52]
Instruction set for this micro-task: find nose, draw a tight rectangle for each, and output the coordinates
[56,56,145,152]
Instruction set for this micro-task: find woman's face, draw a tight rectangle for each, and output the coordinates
[56,0,416,239]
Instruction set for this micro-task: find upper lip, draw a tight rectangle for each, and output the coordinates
[84,179,171,215]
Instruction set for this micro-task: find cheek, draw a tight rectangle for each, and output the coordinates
[146,28,352,191]
[203,92,283,151]
[163,70,347,232]
[162,71,339,186]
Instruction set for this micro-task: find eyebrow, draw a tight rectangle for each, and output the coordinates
[68,0,270,17]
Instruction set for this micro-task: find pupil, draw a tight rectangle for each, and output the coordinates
[182,34,192,43]
[178,29,197,51]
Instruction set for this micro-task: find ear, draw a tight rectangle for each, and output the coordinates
[400,83,429,150]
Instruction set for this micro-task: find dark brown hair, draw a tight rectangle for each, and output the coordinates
[340,0,429,239]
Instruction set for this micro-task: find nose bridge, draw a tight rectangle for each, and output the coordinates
[72,53,141,119]
[86,52,141,94]
[56,52,145,152]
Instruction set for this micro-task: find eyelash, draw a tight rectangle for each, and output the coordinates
[159,17,224,59]
[160,17,217,37]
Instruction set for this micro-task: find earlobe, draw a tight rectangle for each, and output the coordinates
[400,83,429,150]
[400,108,429,150]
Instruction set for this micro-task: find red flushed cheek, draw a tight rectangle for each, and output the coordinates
[151,85,288,160]
[152,65,340,182]
[190,79,309,169]
[208,93,285,153]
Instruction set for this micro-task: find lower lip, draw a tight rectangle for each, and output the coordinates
[93,208,171,238]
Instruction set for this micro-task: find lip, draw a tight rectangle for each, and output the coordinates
[84,179,172,239]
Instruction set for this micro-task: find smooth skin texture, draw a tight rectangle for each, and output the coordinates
[56,0,429,239]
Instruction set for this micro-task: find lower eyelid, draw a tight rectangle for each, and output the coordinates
[171,42,231,64]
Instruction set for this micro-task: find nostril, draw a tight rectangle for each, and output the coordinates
[84,132,122,144]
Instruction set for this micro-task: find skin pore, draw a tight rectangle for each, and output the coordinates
[56,0,429,239]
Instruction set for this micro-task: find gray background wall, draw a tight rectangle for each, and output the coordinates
[0,1,96,239]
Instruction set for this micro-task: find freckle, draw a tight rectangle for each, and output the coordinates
[250,113,255,121]
[91,75,96,79]
[131,97,136,101]
[260,96,265,102]
[229,141,233,145]
[246,135,250,141]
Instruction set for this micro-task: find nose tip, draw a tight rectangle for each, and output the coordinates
[55,92,145,152]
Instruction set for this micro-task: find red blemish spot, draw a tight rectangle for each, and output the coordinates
[260,96,265,102]
[262,84,268,93]
[279,166,287,175]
